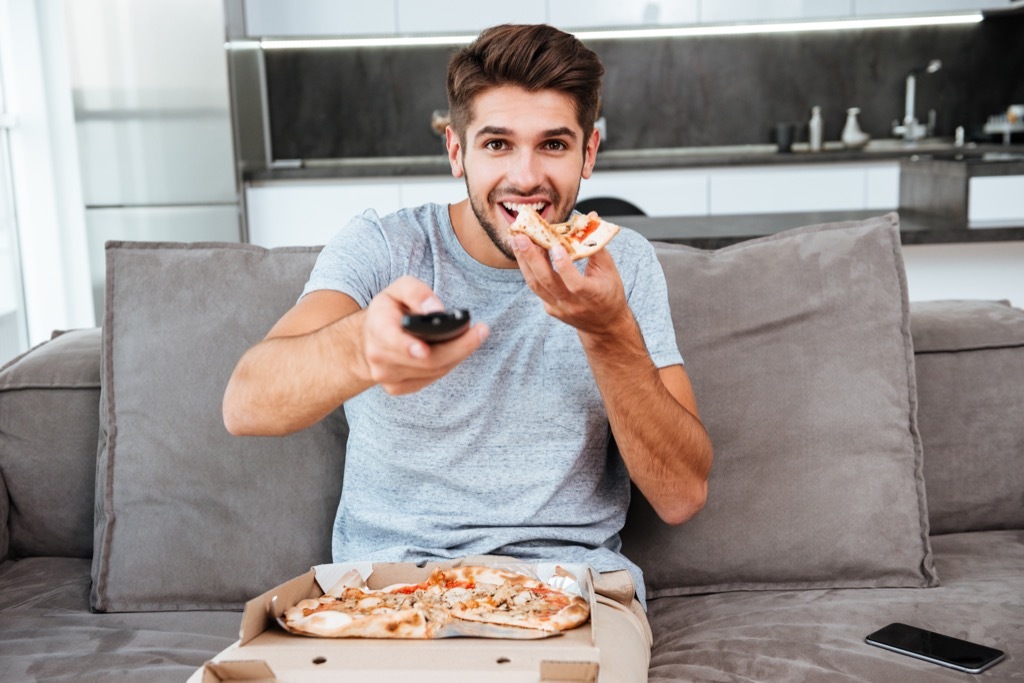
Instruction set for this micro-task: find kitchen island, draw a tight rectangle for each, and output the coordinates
[606,209,1024,249]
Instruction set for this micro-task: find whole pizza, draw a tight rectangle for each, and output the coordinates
[281,565,590,639]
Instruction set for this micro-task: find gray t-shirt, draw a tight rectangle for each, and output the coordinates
[302,203,683,606]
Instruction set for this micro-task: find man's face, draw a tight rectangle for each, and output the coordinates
[446,86,600,263]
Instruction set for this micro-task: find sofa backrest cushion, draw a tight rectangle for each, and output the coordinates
[911,299,1024,534]
[0,329,101,560]
[91,242,347,612]
[621,213,939,597]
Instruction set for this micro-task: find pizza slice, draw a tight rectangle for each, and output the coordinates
[509,207,620,261]
[435,566,591,634]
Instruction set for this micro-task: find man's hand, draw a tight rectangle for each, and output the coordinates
[511,234,629,335]
[363,276,489,395]
[223,277,488,436]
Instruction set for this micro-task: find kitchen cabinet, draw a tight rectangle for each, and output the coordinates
[579,169,709,217]
[395,0,545,34]
[548,0,699,28]
[239,0,1009,39]
[242,0,394,36]
[853,0,1008,16]
[968,176,1024,227]
[397,177,467,209]
[700,0,852,24]
[708,162,899,214]
[244,161,899,247]
[584,162,898,217]
[246,180,399,249]
[245,177,466,248]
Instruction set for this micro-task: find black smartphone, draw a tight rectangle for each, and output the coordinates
[401,309,471,344]
[866,622,1005,674]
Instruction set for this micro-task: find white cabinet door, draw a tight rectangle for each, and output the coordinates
[245,181,402,248]
[548,0,699,28]
[243,0,396,36]
[398,177,467,208]
[853,0,1006,15]
[396,0,546,34]
[700,0,852,23]
[708,164,870,214]
[245,176,467,249]
[968,175,1024,228]
[866,163,901,209]
[579,169,708,217]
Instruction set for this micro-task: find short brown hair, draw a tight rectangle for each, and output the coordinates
[446,24,604,141]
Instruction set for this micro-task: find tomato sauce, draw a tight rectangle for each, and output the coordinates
[572,219,601,242]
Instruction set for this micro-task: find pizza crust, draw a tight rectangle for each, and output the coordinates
[509,208,620,261]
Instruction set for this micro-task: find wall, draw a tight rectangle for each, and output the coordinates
[261,13,1024,160]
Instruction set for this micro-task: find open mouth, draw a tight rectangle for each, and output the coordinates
[500,201,547,223]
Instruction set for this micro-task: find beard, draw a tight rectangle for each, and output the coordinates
[463,178,576,263]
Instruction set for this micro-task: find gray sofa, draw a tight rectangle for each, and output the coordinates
[1,212,1021,681]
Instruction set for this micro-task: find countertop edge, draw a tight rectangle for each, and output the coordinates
[615,210,1024,248]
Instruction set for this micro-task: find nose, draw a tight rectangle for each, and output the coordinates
[507,149,542,190]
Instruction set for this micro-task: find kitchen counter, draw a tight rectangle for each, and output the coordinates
[245,140,1024,182]
[242,141,1024,248]
[613,210,1024,249]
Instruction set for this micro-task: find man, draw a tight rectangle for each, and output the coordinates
[223,23,712,680]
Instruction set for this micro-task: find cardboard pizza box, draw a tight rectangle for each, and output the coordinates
[190,561,601,682]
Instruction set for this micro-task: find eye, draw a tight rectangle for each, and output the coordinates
[484,139,508,151]
[543,140,568,151]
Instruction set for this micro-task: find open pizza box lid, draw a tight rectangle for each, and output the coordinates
[191,560,601,682]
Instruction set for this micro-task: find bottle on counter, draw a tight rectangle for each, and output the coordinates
[841,107,870,149]
[809,106,823,152]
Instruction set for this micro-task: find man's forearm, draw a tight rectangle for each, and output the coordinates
[223,312,371,436]
[580,313,713,525]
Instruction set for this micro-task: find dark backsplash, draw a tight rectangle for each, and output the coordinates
[264,14,1023,160]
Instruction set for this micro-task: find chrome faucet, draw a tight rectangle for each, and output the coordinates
[892,59,941,142]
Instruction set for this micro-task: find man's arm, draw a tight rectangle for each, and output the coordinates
[512,236,712,525]
[579,317,712,525]
[223,277,489,437]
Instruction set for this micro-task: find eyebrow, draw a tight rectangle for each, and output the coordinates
[473,126,579,141]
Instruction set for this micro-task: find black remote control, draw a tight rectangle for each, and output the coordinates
[401,309,471,343]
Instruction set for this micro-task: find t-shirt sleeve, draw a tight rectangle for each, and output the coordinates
[301,210,392,308]
[623,237,685,368]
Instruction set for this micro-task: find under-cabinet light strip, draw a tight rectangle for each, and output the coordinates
[257,13,983,50]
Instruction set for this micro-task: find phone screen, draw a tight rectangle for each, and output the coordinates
[866,623,1005,674]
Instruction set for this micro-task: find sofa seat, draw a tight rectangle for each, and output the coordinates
[647,530,1023,682]
[0,532,1018,681]
[0,557,238,681]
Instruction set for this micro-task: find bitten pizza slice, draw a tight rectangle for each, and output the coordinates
[509,207,620,261]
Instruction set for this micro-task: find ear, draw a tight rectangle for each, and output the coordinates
[582,126,601,180]
[446,127,464,179]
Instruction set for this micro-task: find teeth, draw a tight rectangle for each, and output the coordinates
[503,202,545,214]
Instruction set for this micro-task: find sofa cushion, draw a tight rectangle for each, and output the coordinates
[0,329,101,560]
[646,529,1024,682]
[911,300,1024,534]
[91,242,347,612]
[0,557,239,679]
[622,213,938,596]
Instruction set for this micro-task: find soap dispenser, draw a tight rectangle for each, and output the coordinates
[809,106,823,151]
[841,107,870,149]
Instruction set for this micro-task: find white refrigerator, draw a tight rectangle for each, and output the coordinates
[63,0,242,323]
